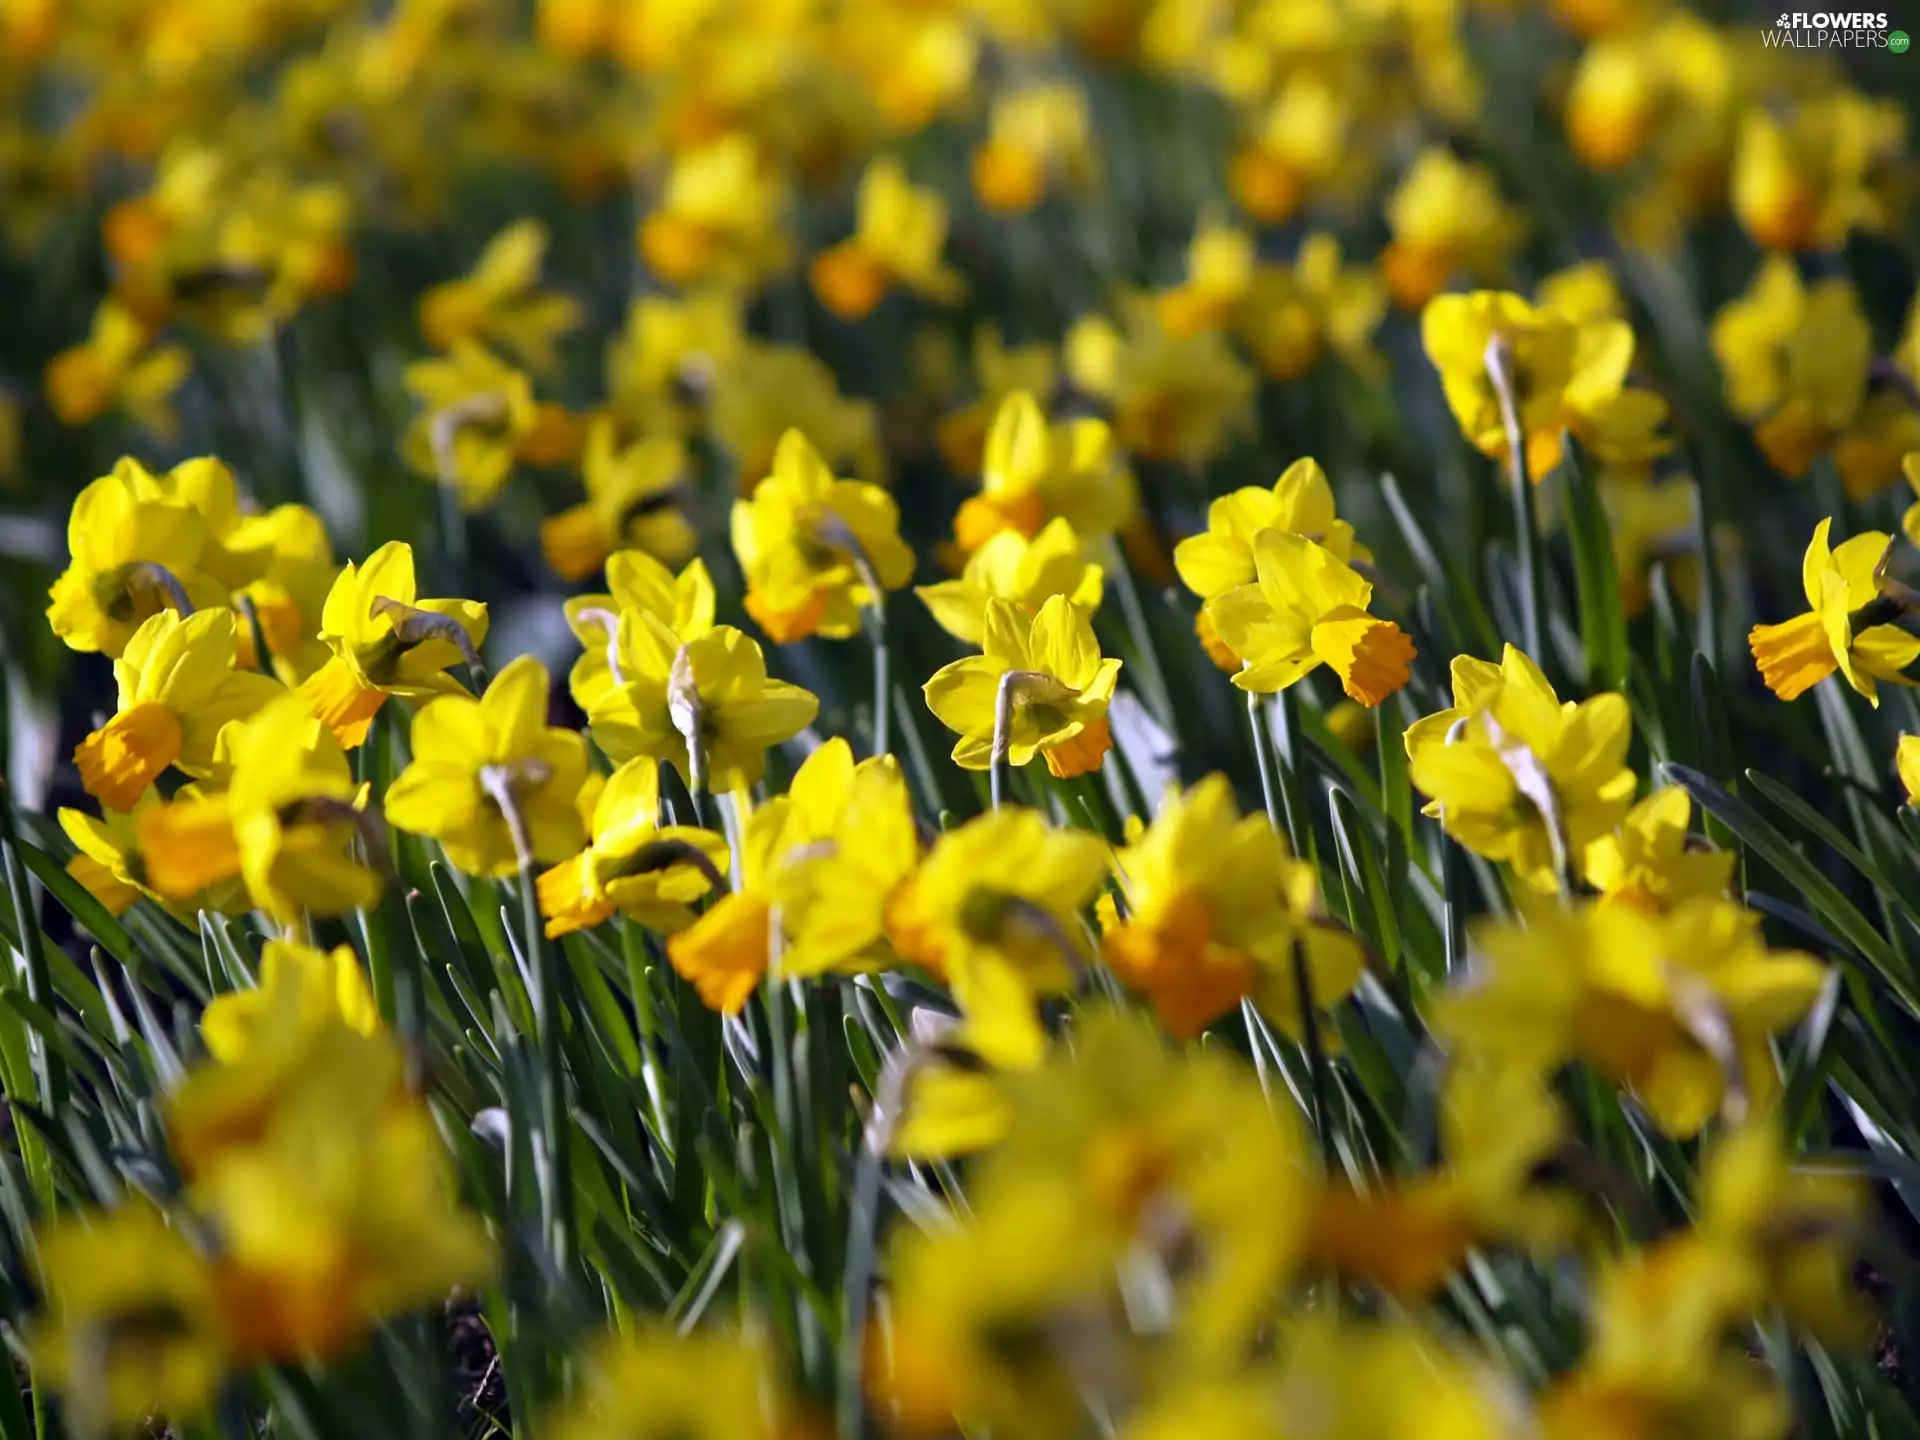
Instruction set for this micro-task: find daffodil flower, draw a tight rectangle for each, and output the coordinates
[1380,149,1522,309]
[1443,896,1825,1137]
[587,615,819,795]
[541,419,696,582]
[810,156,964,321]
[74,608,283,811]
[385,655,589,878]
[637,132,790,291]
[667,739,911,1013]
[952,389,1136,555]
[1207,530,1414,707]
[138,694,382,923]
[1584,787,1735,914]
[296,540,488,747]
[883,808,1108,1064]
[1711,259,1871,481]
[1105,775,1364,1039]
[917,516,1103,646]
[1173,457,1370,669]
[419,218,581,373]
[400,341,536,509]
[537,757,729,938]
[923,594,1121,779]
[1064,298,1256,467]
[200,940,382,1065]
[46,465,226,657]
[730,429,915,643]
[1748,518,1920,705]
[1407,646,1635,892]
[563,550,715,714]
[44,299,190,436]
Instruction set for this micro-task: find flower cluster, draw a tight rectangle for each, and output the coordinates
[6,0,1919,1437]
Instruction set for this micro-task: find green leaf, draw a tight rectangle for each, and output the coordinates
[1661,764,1916,1012]
[1560,437,1628,692]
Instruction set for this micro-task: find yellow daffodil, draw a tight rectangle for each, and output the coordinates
[1065,298,1256,466]
[1229,70,1348,226]
[385,655,588,877]
[1899,733,1920,806]
[1406,646,1635,891]
[668,740,912,1011]
[971,83,1091,214]
[46,464,226,657]
[1305,1063,1571,1298]
[225,503,338,682]
[296,539,488,747]
[917,516,1103,646]
[952,389,1137,556]
[884,808,1107,1059]
[1711,259,1870,481]
[201,940,381,1065]
[31,1204,229,1428]
[637,131,789,291]
[1584,786,1735,913]
[419,218,580,373]
[59,792,245,918]
[74,608,282,811]
[605,289,744,435]
[400,341,537,509]
[541,419,695,582]
[138,694,381,923]
[1173,456,1368,669]
[1207,530,1415,706]
[588,615,818,795]
[872,1169,1121,1438]
[982,1012,1307,1359]
[1153,216,1255,339]
[548,1330,791,1440]
[934,324,1060,477]
[1237,233,1387,384]
[1731,92,1905,255]
[563,550,714,713]
[1105,775,1365,1039]
[731,429,915,642]
[1424,289,1664,482]
[924,594,1121,779]
[1602,467,1699,617]
[1380,149,1522,309]
[709,340,884,493]
[537,757,729,937]
[45,299,190,435]
[811,156,963,322]
[1749,519,1919,705]
[1442,896,1825,1136]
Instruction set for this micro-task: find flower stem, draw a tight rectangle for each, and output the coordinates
[1484,336,1545,661]
[990,670,1020,811]
[481,767,573,1279]
[1248,685,1283,834]
[1292,937,1336,1172]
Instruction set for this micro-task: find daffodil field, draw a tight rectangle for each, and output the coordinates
[7,0,1920,1436]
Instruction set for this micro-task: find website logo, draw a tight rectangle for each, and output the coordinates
[1766,10,1901,45]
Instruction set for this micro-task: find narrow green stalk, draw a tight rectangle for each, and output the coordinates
[482,768,573,1279]
[1248,685,1283,835]
[990,671,1019,811]
[859,565,891,759]
[236,592,275,677]
[1484,336,1545,661]
[1291,939,1335,1172]
[1106,537,1176,732]
[1268,687,1311,860]
[0,781,64,1113]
